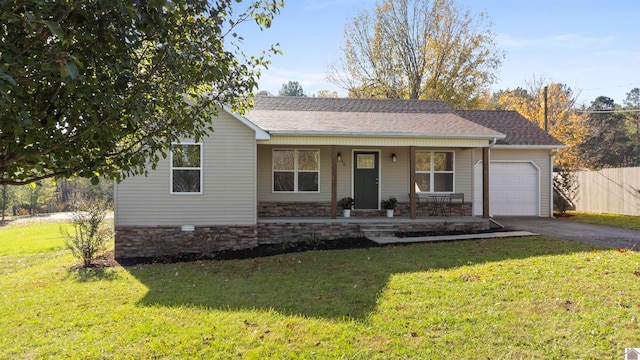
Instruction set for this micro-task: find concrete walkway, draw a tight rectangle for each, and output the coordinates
[494,217,640,250]
[368,230,537,244]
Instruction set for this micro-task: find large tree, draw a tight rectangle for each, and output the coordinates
[623,88,640,166]
[577,96,633,168]
[316,90,339,98]
[327,0,503,109]
[0,0,283,186]
[278,80,306,97]
[496,79,587,167]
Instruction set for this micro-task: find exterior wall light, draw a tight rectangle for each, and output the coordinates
[391,153,397,162]
[337,152,342,162]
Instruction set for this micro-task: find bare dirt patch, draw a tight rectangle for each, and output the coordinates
[69,250,120,269]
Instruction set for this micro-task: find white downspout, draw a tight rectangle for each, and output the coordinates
[550,148,558,218]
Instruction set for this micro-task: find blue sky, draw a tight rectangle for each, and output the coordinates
[238,0,639,106]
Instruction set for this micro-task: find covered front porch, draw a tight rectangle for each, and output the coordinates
[250,97,505,224]
[326,145,492,219]
[257,144,493,220]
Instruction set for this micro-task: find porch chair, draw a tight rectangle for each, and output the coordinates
[445,193,465,216]
[411,193,428,217]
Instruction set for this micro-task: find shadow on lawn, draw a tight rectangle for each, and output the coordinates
[125,237,597,320]
[65,267,121,282]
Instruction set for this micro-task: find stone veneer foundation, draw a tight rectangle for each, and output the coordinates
[116,216,488,259]
[116,202,481,259]
[115,225,257,259]
[258,202,332,217]
[258,201,473,217]
[256,222,362,244]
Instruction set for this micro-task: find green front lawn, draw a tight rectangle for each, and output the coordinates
[0,222,69,256]
[1,222,639,358]
[563,211,640,230]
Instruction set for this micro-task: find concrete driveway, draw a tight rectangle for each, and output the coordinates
[493,217,640,250]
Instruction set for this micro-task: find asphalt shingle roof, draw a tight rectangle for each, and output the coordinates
[456,110,565,146]
[246,97,564,146]
[247,97,504,138]
[252,96,451,113]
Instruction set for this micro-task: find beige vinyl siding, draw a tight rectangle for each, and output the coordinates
[380,147,408,201]
[472,148,553,217]
[455,149,474,201]
[115,111,258,226]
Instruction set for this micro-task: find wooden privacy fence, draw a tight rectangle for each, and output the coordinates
[573,167,640,216]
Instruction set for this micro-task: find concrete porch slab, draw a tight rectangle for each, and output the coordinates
[367,230,538,244]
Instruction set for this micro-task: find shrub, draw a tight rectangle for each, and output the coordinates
[62,197,112,267]
[381,197,398,210]
[553,166,578,215]
[338,196,354,209]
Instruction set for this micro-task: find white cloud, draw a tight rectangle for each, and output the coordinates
[551,33,614,44]
[497,33,614,48]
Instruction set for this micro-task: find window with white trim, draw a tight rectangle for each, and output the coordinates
[415,151,454,192]
[272,149,319,192]
[171,143,202,194]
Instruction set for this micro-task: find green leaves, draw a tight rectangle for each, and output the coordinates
[1,0,283,186]
[62,62,79,79]
[1,74,16,86]
[43,20,64,41]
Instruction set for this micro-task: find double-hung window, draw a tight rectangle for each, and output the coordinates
[171,143,202,194]
[415,151,454,192]
[273,149,320,192]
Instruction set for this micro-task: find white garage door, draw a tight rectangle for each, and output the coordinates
[474,162,539,216]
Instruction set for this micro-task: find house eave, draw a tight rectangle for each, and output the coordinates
[222,105,271,140]
[258,135,501,147]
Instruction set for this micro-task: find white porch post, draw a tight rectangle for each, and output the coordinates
[331,145,337,219]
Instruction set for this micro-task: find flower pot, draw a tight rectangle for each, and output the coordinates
[386,209,394,217]
[343,209,351,217]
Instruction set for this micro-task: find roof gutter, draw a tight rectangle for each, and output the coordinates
[492,144,568,150]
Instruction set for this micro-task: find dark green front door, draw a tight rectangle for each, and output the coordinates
[353,151,379,209]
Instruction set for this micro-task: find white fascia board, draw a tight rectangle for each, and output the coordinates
[492,144,567,150]
[221,105,270,140]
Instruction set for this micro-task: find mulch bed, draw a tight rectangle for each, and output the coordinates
[88,225,512,267]
[115,237,381,266]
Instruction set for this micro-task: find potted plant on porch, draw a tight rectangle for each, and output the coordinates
[381,196,398,217]
[338,196,354,217]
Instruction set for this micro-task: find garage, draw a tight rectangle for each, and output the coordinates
[473,161,540,216]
